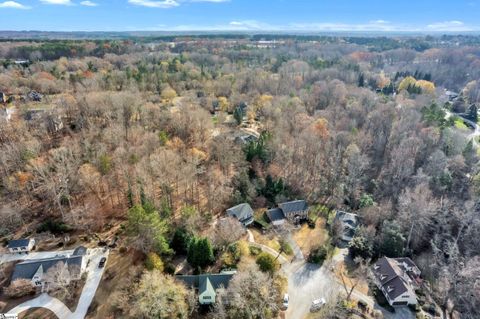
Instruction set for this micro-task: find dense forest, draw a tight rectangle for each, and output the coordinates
[0,34,479,319]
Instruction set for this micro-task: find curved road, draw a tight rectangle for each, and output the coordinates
[445,110,480,147]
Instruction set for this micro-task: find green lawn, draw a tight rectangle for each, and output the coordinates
[454,118,468,130]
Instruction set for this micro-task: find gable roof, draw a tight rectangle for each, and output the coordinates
[278,200,308,215]
[8,239,32,249]
[267,208,285,222]
[73,246,87,256]
[177,272,235,293]
[226,203,254,222]
[12,255,82,282]
[373,257,415,301]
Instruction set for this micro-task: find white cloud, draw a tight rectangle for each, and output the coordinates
[191,0,229,2]
[426,21,472,32]
[80,0,98,6]
[153,20,478,32]
[40,0,73,5]
[0,1,30,8]
[128,0,179,8]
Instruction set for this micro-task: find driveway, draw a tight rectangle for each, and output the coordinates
[7,293,72,319]
[284,261,337,319]
[6,248,109,319]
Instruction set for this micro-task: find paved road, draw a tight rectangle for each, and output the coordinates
[6,248,109,319]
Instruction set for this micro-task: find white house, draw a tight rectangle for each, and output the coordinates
[177,271,236,305]
[372,257,421,306]
[8,238,35,254]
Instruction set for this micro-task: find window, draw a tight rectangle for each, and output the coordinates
[203,296,212,300]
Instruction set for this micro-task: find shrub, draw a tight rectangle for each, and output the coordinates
[37,219,72,234]
[279,239,293,256]
[4,279,36,298]
[308,245,328,264]
[256,252,279,274]
[249,245,261,256]
[145,252,164,271]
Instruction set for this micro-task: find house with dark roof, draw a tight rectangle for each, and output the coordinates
[11,246,88,289]
[372,257,421,306]
[226,203,254,226]
[333,211,359,242]
[177,271,236,305]
[266,200,309,225]
[8,238,35,254]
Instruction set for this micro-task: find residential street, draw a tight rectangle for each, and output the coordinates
[6,248,109,319]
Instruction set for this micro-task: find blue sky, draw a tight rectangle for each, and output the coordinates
[0,0,479,32]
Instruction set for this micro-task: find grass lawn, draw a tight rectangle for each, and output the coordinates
[454,118,468,130]
[293,218,329,256]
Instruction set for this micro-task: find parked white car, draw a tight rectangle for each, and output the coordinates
[282,293,289,310]
[310,297,326,312]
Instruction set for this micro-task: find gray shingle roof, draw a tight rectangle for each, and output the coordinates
[267,208,285,222]
[226,203,254,223]
[278,200,308,215]
[8,239,32,249]
[73,246,87,256]
[177,272,235,293]
[373,257,414,301]
[12,255,82,282]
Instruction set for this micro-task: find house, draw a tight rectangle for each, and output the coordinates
[266,200,309,225]
[177,271,236,305]
[278,200,309,222]
[372,257,421,307]
[333,211,359,242]
[266,207,286,226]
[11,246,88,289]
[226,203,254,227]
[445,90,459,102]
[8,238,35,254]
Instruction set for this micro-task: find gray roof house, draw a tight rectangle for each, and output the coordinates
[226,203,254,226]
[372,257,421,307]
[177,271,236,305]
[8,238,35,253]
[11,246,88,288]
[333,211,359,242]
[266,200,309,225]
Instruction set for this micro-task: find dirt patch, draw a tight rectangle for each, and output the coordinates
[18,307,58,319]
[293,218,329,256]
[85,248,143,319]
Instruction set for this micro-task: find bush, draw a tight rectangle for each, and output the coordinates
[4,279,36,298]
[145,252,164,271]
[37,219,72,234]
[119,246,127,254]
[256,252,279,274]
[279,239,293,256]
[249,245,261,256]
[308,245,328,264]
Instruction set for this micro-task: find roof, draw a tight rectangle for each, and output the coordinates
[12,255,83,282]
[226,203,254,222]
[267,208,285,222]
[177,272,235,293]
[73,246,87,256]
[199,277,216,297]
[278,200,308,215]
[8,239,32,249]
[373,257,416,301]
[335,211,359,226]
